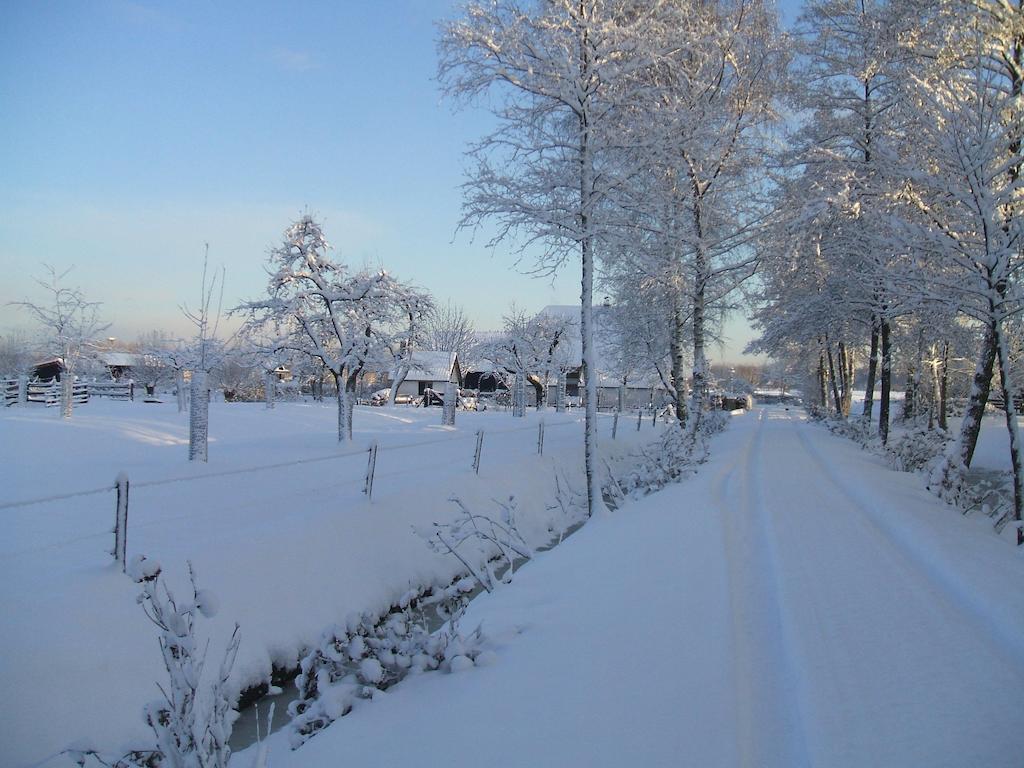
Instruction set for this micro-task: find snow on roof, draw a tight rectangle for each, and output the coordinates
[100,353,142,367]
[404,350,457,382]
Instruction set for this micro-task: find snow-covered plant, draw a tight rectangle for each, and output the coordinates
[888,426,952,473]
[66,556,239,768]
[422,496,533,594]
[546,472,589,538]
[608,412,728,501]
[288,580,484,748]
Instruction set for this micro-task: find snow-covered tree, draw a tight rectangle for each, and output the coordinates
[181,249,231,463]
[439,0,672,513]
[10,265,110,419]
[895,0,1024,538]
[382,285,434,407]
[476,306,575,413]
[236,215,412,442]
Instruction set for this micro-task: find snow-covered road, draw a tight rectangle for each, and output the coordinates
[258,406,1024,767]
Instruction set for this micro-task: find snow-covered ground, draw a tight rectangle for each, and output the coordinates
[0,399,658,768]
[238,406,1024,768]
[847,390,1013,472]
[4,400,1023,766]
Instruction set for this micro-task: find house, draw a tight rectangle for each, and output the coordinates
[534,305,669,409]
[99,352,143,380]
[394,351,462,397]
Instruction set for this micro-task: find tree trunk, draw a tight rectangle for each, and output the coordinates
[994,323,1024,544]
[388,362,410,407]
[670,301,688,425]
[818,349,827,408]
[334,371,354,442]
[863,320,879,421]
[688,231,709,436]
[264,372,276,409]
[826,337,842,415]
[844,344,855,416]
[956,322,998,468]
[532,377,545,411]
[879,319,892,445]
[61,375,74,419]
[188,371,209,462]
[442,379,456,426]
[176,369,188,413]
[556,371,567,413]
[939,341,949,431]
[578,19,604,517]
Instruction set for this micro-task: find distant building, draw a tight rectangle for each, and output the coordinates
[393,351,462,396]
[99,353,143,380]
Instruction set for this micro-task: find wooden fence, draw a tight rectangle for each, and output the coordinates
[2,377,133,406]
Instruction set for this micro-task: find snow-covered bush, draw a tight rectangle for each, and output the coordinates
[287,581,484,748]
[888,426,951,473]
[608,411,729,500]
[822,416,879,451]
[67,556,240,768]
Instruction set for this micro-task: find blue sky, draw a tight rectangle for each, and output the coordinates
[1,0,798,362]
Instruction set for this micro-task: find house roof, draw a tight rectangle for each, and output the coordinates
[100,353,142,367]
[404,350,458,382]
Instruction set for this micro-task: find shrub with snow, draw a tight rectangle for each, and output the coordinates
[67,557,240,768]
[288,582,484,748]
[608,411,728,501]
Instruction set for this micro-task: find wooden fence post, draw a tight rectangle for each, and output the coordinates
[114,473,129,572]
[473,430,484,474]
[363,441,378,500]
[612,410,619,440]
[637,409,643,431]
[537,420,545,455]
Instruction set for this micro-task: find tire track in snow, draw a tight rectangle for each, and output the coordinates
[717,409,811,768]
[760,413,1024,765]
[794,421,1024,669]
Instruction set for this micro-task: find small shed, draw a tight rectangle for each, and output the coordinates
[396,351,462,396]
[99,353,143,380]
[32,358,64,381]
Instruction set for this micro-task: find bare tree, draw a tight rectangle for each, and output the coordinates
[424,300,475,361]
[10,265,109,418]
[181,246,230,462]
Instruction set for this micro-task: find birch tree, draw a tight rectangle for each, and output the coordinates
[615,0,785,432]
[439,0,668,514]
[897,0,1024,539]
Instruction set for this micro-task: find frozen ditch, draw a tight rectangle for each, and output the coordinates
[228,516,592,751]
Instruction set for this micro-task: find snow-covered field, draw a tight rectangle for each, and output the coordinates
[3,400,1022,767]
[0,399,658,767]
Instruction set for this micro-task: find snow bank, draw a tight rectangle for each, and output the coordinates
[0,400,663,767]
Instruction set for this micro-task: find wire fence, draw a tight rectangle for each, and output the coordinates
[1,409,667,567]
